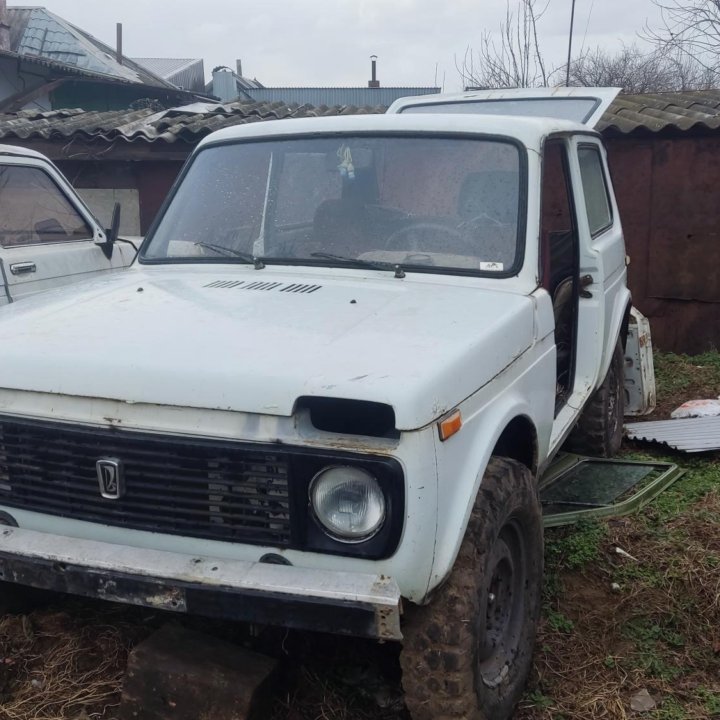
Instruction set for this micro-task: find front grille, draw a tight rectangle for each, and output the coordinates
[0,418,292,546]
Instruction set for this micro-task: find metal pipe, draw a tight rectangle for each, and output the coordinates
[116,22,123,65]
[368,55,379,88]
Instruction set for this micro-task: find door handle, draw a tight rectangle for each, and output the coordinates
[9,262,36,275]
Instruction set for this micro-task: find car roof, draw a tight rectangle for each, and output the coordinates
[0,144,51,161]
[198,112,598,152]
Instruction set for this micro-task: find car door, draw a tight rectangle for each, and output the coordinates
[0,159,133,302]
[568,135,629,388]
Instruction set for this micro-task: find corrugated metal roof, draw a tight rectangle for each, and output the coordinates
[239,87,440,107]
[598,90,720,134]
[625,417,720,452]
[132,58,198,78]
[133,58,206,93]
[0,101,384,145]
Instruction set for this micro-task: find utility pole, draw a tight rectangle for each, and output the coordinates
[565,0,577,86]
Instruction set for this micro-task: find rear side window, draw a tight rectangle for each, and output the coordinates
[0,165,93,247]
[577,146,612,236]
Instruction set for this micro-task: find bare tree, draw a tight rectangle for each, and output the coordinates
[645,0,720,80]
[457,0,551,89]
[564,43,715,93]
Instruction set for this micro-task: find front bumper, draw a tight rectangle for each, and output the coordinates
[0,527,402,640]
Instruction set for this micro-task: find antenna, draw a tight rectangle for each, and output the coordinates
[565,0,577,87]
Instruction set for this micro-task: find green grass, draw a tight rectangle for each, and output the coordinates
[653,350,720,408]
[545,519,607,572]
[517,351,720,720]
[652,696,688,720]
[545,609,574,633]
[698,688,720,717]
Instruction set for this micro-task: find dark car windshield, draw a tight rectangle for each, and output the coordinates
[141,135,523,274]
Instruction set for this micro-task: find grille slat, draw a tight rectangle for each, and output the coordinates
[0,419,292,546]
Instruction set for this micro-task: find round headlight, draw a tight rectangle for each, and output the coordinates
[309,466,386,542]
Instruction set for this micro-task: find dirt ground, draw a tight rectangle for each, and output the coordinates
[0,352,718,720]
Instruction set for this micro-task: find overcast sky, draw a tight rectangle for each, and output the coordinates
[38,0,662,90]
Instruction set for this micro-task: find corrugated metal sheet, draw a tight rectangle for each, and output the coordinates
[2,89,720,147]
[0,101,384,145]
[598,90,720,134]
[133,58,206,92]
[239,87,440,107]
[625,417,720,452]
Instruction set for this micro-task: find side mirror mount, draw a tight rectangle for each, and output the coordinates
[100,202,121,259]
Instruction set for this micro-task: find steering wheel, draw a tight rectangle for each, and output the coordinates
[458,212,505,231]
[385,222,469,253]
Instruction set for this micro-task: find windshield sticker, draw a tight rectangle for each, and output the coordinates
[480,261,504,271]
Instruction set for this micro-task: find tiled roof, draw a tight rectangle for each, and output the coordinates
[7,7,176,88]
[0,101,384,145]
[598,90,720,134]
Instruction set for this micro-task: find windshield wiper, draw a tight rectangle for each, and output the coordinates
[195,242,265,268]
[311,252,405,278]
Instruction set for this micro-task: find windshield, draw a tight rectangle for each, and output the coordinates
[141,135,523,275]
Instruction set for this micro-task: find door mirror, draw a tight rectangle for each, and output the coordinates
[99,202,121,259]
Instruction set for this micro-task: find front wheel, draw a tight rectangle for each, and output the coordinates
[400,457,543,720]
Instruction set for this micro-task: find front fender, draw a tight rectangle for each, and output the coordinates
[424,335,555,598]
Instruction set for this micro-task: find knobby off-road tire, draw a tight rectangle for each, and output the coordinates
[400,457,544,720]
[565,340,625,458]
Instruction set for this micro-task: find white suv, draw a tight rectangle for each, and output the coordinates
[0,96,645,719]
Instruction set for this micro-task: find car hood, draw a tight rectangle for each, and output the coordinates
[0,267,536,430]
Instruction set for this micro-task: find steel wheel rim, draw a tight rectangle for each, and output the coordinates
[477,519,527,688]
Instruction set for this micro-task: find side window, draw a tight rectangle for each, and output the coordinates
[577,145,612,236]
[0,165,93,247]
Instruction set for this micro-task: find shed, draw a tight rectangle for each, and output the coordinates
[598,90,720,354]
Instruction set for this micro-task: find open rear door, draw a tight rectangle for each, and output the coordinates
[388,87,620,128]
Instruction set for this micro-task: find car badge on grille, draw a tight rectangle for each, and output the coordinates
[96,458,125,499]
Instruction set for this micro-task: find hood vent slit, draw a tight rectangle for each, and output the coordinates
[204,280,322,294]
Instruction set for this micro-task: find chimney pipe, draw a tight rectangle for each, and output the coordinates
[116,22,123,65]
[236,59,243,77]
[0,0,10,53]
[368,55,379,88]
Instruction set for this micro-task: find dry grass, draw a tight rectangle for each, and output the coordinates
[0,604,147,720]
[517,474,720,720]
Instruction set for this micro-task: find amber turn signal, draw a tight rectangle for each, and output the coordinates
[438,409,462,441]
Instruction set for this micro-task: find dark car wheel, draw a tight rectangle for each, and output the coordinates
[400,456,543,720]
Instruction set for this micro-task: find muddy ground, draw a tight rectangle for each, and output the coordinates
[0,353,718,720]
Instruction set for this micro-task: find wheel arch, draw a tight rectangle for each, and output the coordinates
[491,414,539,475]
[599,285,632,384]
[428,397,546,600]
